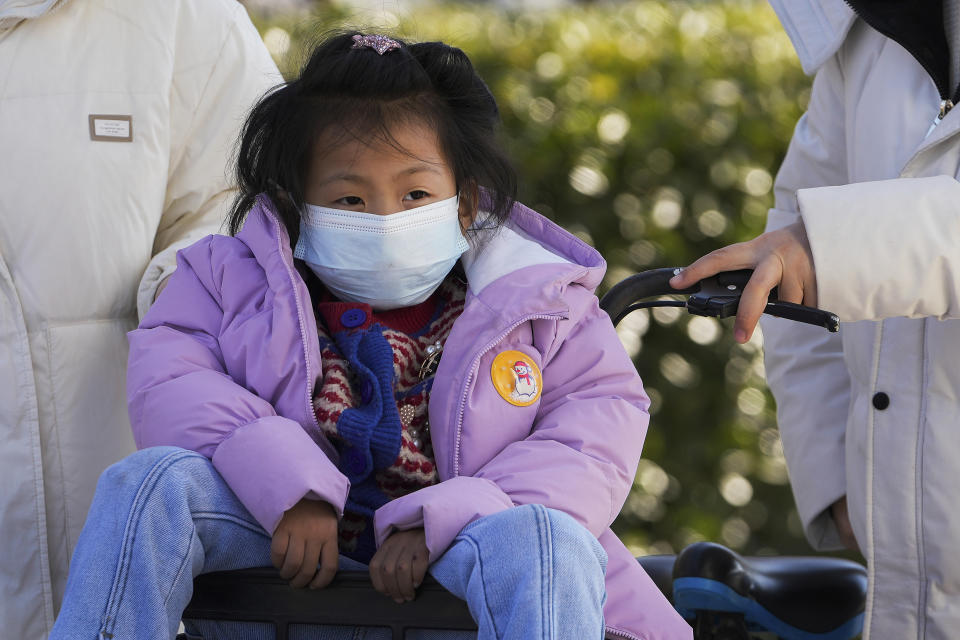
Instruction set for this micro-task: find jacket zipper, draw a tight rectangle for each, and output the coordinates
[926,98,956,138]
[450,311,565,477]
[604,626,646,640]
[272,215,323,437]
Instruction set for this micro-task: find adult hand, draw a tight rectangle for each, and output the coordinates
[369,528,429,604]
[830,496,860,553]
[271,498,339,589]
[669,222,817,343]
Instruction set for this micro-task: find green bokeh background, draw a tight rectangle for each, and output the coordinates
[245,0,832,559]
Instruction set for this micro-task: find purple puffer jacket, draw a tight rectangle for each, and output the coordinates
[127,195,691,640]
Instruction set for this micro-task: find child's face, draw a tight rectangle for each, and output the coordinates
[305,121,474,226]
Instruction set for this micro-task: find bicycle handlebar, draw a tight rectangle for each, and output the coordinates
[600,267,839,332]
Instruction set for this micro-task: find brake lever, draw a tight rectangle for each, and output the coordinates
[763,300,839,332]
[686,269,753,319]
[685,269,839,332]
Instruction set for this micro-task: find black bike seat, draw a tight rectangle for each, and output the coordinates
[673,542,867,637]
[637,554,676,602]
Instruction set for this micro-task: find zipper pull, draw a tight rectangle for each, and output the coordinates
[925,99,955,139]
[941,99,955,119]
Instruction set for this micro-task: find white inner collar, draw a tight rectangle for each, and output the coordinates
[460,213,570,294]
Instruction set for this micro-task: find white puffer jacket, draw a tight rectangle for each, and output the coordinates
[0,1,279,637]
[763,2,960,638]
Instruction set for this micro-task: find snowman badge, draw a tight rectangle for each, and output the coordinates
[511,360,538,402]
[491,350,543,407]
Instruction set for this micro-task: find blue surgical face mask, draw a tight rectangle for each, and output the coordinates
[294,195,469,310]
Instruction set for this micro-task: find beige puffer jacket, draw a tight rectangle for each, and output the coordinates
[0,1,279,637]
[763,2,960,638]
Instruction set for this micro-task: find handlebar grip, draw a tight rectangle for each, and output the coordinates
[599,267,697,324]
[600,267,841,333]
[763,301,839,332]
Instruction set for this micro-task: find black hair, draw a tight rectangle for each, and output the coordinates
[228,31,518,244]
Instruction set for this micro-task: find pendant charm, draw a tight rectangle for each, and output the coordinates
[399,404,415,426]
[419,340,444,380]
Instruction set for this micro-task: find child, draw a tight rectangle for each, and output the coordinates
[49,32,690,640]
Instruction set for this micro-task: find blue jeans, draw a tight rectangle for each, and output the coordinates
[50,447,607,639]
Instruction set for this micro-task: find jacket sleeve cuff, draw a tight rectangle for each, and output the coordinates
[373,476,515,563]
[798,175,960,322]
[212,415,350,533]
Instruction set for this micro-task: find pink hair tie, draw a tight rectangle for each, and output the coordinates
[351,34,401,56]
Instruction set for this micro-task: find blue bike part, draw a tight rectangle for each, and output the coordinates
[673,577,864,640]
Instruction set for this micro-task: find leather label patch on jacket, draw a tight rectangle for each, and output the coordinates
[491,350,542,406]
[88,115,133,142]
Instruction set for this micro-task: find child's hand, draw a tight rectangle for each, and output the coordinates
[369,528,429,603]
[271,498,339,589]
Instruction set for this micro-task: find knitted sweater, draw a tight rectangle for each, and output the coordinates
[310,275,466,562]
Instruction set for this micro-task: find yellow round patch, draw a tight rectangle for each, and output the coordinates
[490,350,542,406]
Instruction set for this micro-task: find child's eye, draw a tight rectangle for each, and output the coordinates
[404,190,430,201]
[336,196,364,206]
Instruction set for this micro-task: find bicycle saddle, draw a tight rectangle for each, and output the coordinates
[673,542,867,639]
[637,554,676,601]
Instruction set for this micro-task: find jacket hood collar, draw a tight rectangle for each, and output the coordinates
[0,0,71,32]
[768,0,856,75]
[463,199,605,296]
[237,195,297,265]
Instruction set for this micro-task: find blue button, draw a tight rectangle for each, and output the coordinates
[360,379,373,404]
[340,308,366,328]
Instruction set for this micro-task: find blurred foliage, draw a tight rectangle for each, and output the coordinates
[246,1,828,558]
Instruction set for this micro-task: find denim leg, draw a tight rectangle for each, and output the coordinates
[428,504,608,640]
[49,447,276,639]
[49,447,385,640]
[51,450,598,640]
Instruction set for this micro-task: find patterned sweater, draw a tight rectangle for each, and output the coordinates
[310,276,466,562]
